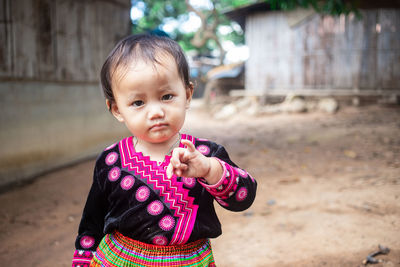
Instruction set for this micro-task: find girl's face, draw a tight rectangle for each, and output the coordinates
[109,54,193,146]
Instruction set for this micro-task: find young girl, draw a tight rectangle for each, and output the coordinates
[72,34,257,267]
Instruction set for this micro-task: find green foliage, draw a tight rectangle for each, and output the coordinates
[217,0,361,16]
[131,0,245,55]
[266,0,361,17]
[131,0,187,34]
[218,0,258,8]
[131,0,361,55]
[177,32,210,54]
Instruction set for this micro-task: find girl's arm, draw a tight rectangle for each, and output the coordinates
[167,138,257,212]
[72,159,108,266]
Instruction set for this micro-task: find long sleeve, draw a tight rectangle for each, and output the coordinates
[196,140,257,212]
[72,159,108,266]
[72,135,256,258]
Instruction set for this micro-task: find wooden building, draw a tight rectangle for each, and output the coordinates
[0,0,131,188]
[226,1,400,97]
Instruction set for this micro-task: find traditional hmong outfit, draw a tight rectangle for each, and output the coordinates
[72,134,257,266]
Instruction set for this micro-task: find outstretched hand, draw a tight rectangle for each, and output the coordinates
[166,140,223,185]
[166,139,211,179]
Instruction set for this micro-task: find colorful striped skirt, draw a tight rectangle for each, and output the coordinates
[90,231,216,267]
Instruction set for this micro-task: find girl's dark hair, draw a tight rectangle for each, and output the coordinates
[100,34,191,109]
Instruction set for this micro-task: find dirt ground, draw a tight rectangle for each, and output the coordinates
[0,103,399,267]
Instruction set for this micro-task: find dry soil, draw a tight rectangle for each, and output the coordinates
[0,104,399,267]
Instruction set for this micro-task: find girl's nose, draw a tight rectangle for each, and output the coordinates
[147,103,165,120]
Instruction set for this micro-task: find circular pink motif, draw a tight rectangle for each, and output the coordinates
[136,186,150,202]
[108,167,121,182]
[159,215,175,231]
[235,167,248,178]
[182,177,196,188]
[120,175,135,190]
[216,198,229,207]
[196,145,210,155]
[236,187,248,202]
[153,235,168,246]
[147,200,164,215]
[80,236,95,249]
[105,152,118,165]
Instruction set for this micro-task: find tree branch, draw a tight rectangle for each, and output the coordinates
[185,0,225,64]
[185,0,206,21]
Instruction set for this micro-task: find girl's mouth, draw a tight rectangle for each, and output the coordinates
[150,123,168,131]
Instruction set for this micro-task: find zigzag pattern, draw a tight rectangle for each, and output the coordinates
[118,136,198,245]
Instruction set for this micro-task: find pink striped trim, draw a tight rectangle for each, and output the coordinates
[198,157,226,189]
[72,258,92,263]
[198,158,238,198]
[72,250,94,267]
[118,135,198,245]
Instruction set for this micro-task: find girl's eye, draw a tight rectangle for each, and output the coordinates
[132,100,144,107]
[162,94,173,101]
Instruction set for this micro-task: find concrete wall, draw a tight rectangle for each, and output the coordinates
[0,0,131,188]
[245,8,400,93]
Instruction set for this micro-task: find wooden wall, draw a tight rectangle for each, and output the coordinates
[245,9,400,93]
[0,0,130,82]
[0,0,131,189]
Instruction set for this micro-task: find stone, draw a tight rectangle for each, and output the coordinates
[318,98,339,113]
[282,94,307,113]
[214,104,238,119]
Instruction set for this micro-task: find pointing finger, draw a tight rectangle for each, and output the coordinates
[166,163,173,179]
[170,147,185,167]
[181,139,196,153]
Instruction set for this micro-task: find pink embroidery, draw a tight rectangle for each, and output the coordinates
[159,215,175,231]
[119,135,198,245]
[80,236,95,249]
[105,143,117,150]
[182,177,196,188]
[147,200,164,216]
[249,173,256,183]
[136,186,150,202]
[108,167,120,182]
[153,235,168,246]
[236,187,248,202]
[235,167,248,178]
[216,198,229,207]
[105,152,118,165]
[201,162,237,198]
[120,175,135,190]
[196,145,210,155]
[72,250,93,264]
[196,138,209,142]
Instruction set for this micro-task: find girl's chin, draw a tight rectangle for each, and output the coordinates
[142,134,177,144]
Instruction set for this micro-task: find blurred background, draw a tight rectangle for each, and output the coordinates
[0,0,399,266]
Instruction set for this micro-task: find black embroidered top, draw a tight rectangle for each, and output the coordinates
[72,134,257,265]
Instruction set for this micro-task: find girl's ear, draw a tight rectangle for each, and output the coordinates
[185,82,194,108]
[106,100,124,122]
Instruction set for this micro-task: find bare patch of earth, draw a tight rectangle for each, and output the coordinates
[0,104,399,266]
